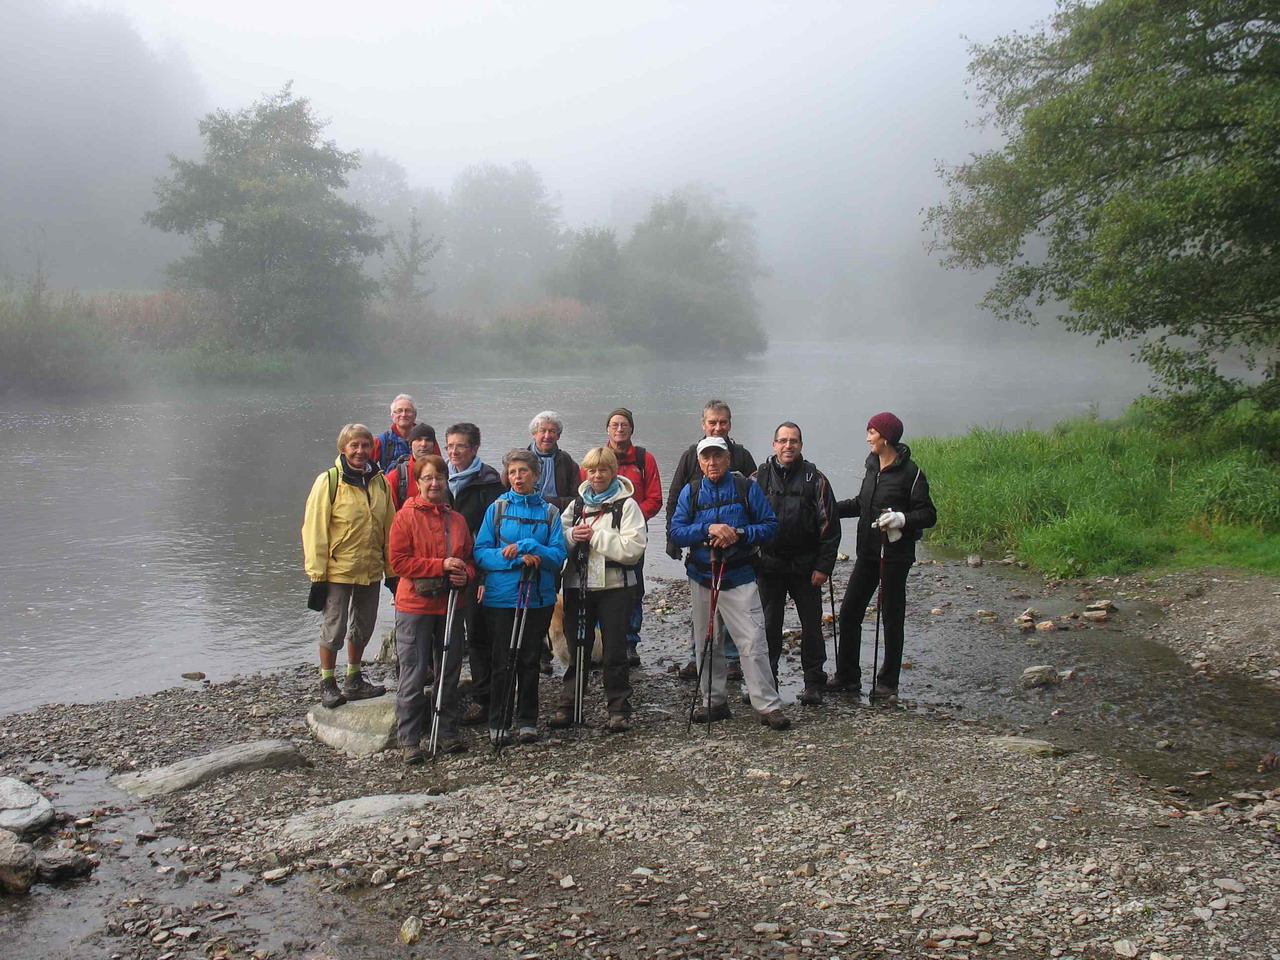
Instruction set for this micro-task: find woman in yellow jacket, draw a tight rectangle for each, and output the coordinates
[302,423,395,709]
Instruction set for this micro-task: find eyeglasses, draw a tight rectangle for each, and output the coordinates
[446,443,473,452]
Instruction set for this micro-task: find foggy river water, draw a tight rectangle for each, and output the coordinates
[0,338,1151,715]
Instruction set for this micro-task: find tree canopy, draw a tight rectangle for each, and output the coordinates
[616,185,767,357]
[146,85,382,346]
[928,0,1280,410]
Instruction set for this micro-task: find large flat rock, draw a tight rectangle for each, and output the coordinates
[109,739,307,800]
[280,793,452,847]
[306,696,397,756]
[0,778,55,836]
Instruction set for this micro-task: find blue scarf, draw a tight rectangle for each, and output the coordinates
[582,477,621,506]
[530,443,558,500]
[448,457,484,497]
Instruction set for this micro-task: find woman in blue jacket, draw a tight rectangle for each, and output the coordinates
[474,449,568,745]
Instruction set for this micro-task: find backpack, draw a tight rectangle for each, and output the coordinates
[756,461,820,535]
[326,467,389,506]
[570,496,640,587]
[388,454,413,507]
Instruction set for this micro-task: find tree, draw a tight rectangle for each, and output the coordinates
[381,208,442,304]
[927,0,1280,410]
[547,226,622,306]
[618,184,767,357]
[442,160,562,312]
[145,84,382,346]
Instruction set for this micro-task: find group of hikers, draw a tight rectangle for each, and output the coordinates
[301,395,936,764]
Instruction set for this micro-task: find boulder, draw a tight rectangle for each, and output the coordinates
[0,829,37,893]
[279,793,453,847]
[110,739,307,800]
[35,845,95,882]
[306,697,397,756]
[0,778,55,836]
[1020,665,1060,689]
[991,736,1065,757]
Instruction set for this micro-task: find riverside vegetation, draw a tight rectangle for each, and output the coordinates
[913,403,1280,578]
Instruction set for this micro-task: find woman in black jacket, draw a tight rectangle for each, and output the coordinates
[829,412,936,702]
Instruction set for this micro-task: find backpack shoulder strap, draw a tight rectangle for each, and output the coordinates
[397,467,410,505]
[493,498,508,542]
[327,467,339,505]
[572,495,585,524]
[632,445,647,487]
[733,473,752,508]
[611,500,625,529]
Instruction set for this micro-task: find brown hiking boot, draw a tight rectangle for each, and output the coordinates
[691,702,732,724]
[796,686,824,706]
[401,744,424,765]
[759,709,791,731]
[343,672,386,700]
[870,684,899,704]
[460,702,487,725]
[547,707,573,728]
[678,660,699,680]
[606,713,631,733]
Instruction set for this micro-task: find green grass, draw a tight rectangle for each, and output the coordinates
[912,407,1280,578]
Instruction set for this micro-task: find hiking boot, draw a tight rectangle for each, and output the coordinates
[870,684,899,704]
[797,686,824,706]
[435,737,467,755]
[539,661,554,676]
[460,702,487,725]
[423,665,436,687]
[725,661,743,682]
[759,709,791,731]
[343,672,386,700]
[740,690,752,706]
[691,702,732,724]
[401,744,424,765]
[606,713,631,733]
[516,726,540,744]
[825,674,861,694]
[547,707,573,728]
[319,677,346,710]
[627,644,641,667]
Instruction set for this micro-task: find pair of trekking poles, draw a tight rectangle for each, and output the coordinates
[426,583,462,761]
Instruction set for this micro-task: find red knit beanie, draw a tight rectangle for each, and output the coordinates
[867,412,904,446]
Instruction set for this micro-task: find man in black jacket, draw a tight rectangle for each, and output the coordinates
[665,399,755,679]
[444,422,505,723]
[754,422,840,704]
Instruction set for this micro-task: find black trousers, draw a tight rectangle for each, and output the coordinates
[758,571,828,687]
[562,586,634,714]
[485,604,554,730]
[835,557,911,691]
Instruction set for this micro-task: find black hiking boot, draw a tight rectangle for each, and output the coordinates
[547,707,573,728]
[319,677,346,709]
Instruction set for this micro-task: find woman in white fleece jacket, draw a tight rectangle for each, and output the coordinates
[553,446,647,732]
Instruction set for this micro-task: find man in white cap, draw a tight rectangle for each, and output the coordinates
[668,437,790,730]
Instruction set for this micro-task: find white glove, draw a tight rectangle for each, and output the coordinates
[877,511,905,543]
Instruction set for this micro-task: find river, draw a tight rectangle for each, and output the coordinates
[0,338,1151,716]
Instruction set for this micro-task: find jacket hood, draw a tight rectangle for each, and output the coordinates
[863,442,912,473]
[499,488,547,508]
[574,474,636,503]
[403,495,453,514]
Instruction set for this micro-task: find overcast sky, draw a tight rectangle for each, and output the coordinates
[90,0,1060,328]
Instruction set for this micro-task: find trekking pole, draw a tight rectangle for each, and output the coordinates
[872,528,885,699]
[496,566,535,756]
[571,543,589,725]
[686,549,724,736]
[428,585,460,760]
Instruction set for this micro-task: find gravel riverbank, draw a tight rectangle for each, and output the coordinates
[2,559,1278,960]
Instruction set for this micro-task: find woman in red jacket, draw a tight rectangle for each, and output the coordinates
[388,455,475,763]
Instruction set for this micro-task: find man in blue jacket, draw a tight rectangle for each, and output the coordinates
[669,437,791,730]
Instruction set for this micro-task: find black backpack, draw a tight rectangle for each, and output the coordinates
[570,496,641,587]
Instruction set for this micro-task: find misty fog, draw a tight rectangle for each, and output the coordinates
[2,0,1066,341]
